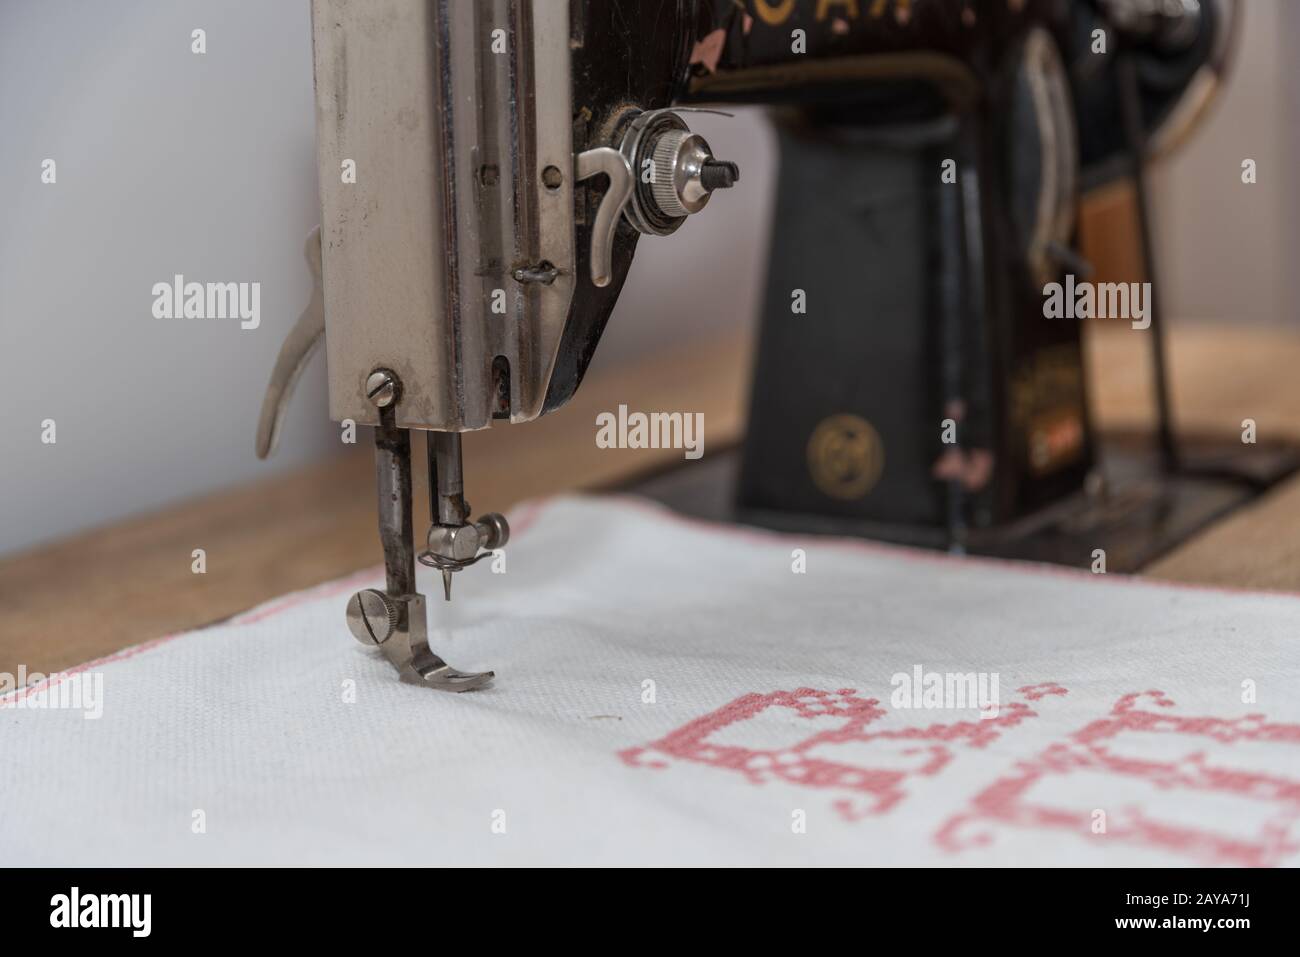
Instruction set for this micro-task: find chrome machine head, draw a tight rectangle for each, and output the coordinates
[256,0,734,689]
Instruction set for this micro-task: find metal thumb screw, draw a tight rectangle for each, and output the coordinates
[346,589,398,645]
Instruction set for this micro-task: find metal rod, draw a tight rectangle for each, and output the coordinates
[427,430,469,601]
[428,430,470,526]
[374,412,416,604]
[938,135,968,555]
[1117,50,1180,474]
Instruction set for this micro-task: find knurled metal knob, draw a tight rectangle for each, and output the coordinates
[345,588,398,645]
[650,129,738,219]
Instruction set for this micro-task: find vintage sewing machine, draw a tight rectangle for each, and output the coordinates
[257,0,1260,690]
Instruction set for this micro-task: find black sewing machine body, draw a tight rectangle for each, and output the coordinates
[564,0,1286,570]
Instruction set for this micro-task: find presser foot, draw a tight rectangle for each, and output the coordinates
[346,589,494,692]
[403,657,495,693]
[343,390,507,691]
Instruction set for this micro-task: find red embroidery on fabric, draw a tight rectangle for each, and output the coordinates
[620,684,1066,820]
[935,691,1300,866]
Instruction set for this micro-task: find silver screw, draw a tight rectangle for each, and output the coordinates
[345,588,398,645]
[365,370,398,408]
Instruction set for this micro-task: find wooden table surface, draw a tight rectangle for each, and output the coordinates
[3,321,1299,676]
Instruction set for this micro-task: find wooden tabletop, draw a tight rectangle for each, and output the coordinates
[4,319,1299,677]
[1100,325,1300,591]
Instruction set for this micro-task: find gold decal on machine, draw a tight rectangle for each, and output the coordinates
[753,0,797,26]
[807,413,885,500]
[751,0,913,27]
[1009,346,1086,477]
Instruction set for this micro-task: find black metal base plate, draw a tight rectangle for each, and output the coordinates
[622,434,1300,574]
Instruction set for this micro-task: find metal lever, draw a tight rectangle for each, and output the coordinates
[255,226,325,460]
[575,147,633,288]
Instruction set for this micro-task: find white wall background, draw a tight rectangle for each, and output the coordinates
[1151,0,1300,325]
[0,1,325,554]
[0,0,1289,556]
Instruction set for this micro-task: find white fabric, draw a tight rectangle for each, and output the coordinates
[3,494,1299,866]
